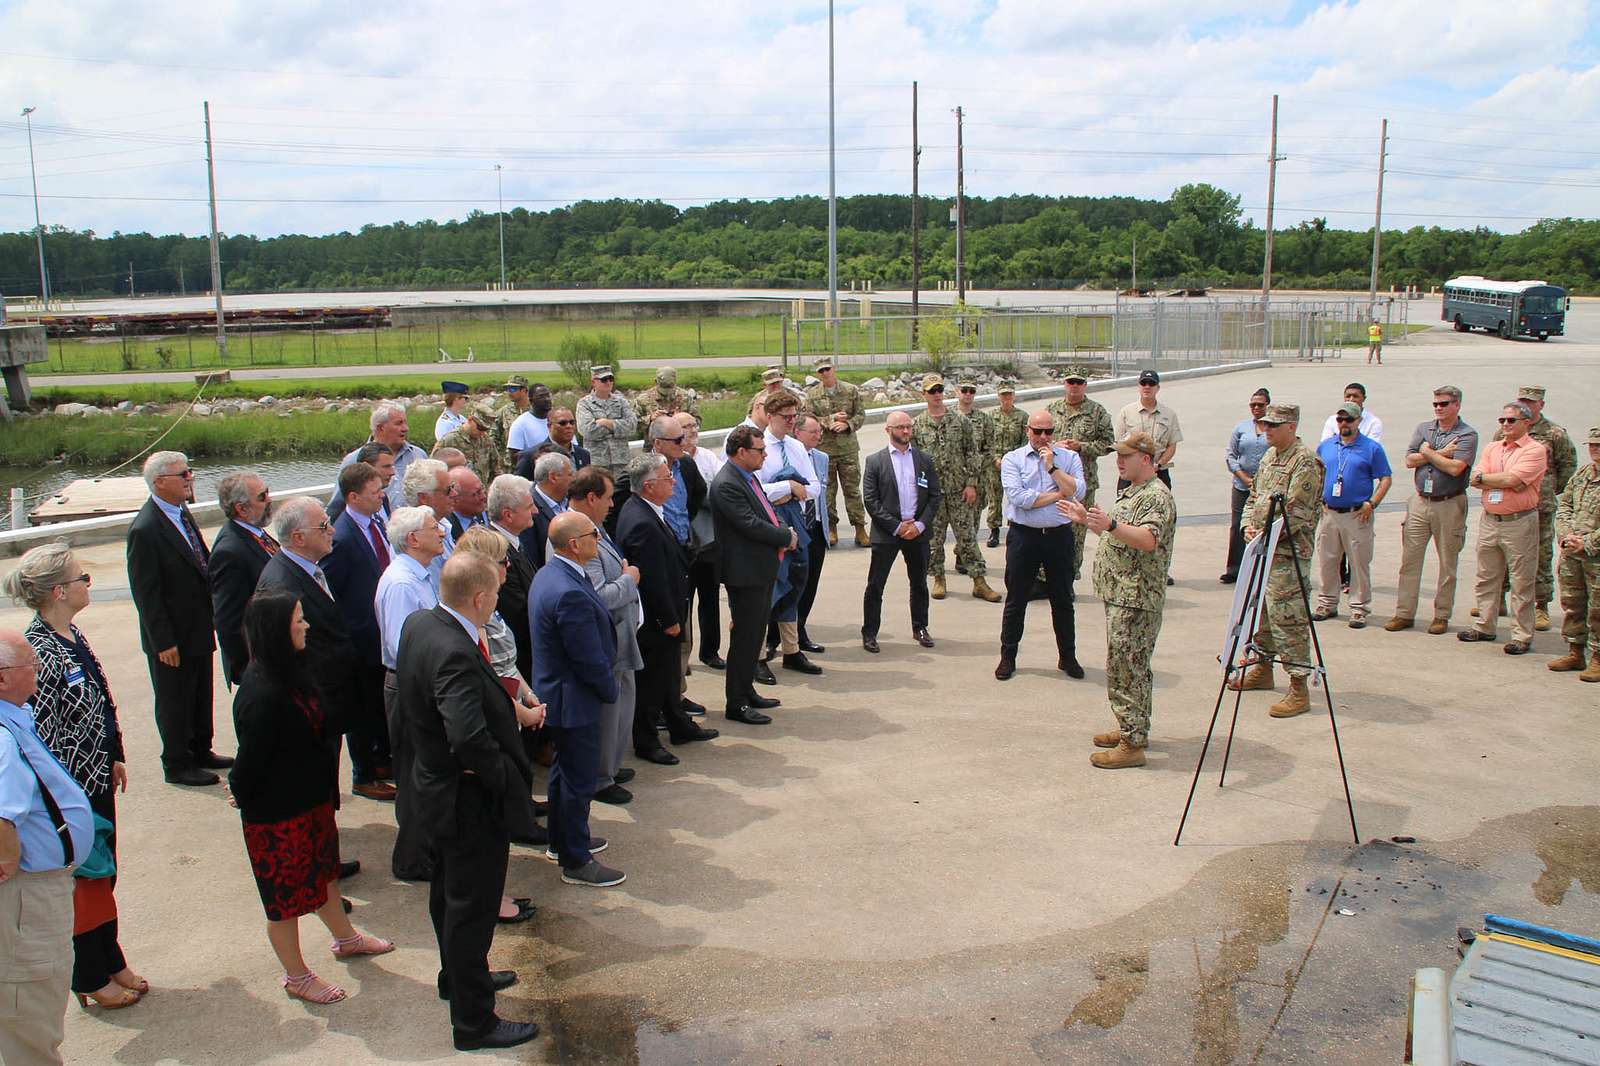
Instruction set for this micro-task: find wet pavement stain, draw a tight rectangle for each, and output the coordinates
[1529,807,1600,906]
[1064,950,1149,1030]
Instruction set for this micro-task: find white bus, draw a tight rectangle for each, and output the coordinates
[1441,276,1567,341]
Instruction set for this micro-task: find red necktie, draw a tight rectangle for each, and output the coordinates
[477,635,491,664]
[749,473,786,560]
[369,520,391,566]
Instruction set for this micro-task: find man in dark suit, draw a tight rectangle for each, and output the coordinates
[640,415,711,713]
[328,442,395,524]
[398,553,543,1052]
[210,471,277,688]
[126,450,229,786]
[861,411,942,654]
[529,511,625,888]
[710,425,796,724]
[514,412,590,478]
[520,452,574,569]
[486,474,538,683]
[322,462,397,801]
[617,454,719,764]
[446,467,488,541]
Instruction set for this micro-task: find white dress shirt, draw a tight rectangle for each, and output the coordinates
[759,429,823,519]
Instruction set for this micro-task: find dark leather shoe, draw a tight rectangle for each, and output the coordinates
[798,637,826,654]
[195,751,234,770]
[1219,572,1238,584]
[986,528,1000,548]
[440,970,518,1001]
[614,767,636,784]
[353,780,397,801]
[338,859,360,880]
[1059,656,1085,679]
[531,799,549,817]
[995,655,1016,681]
[698,653,726,670]
[754,661,778,686]
[393,865,434,882]
[726,705,773,725]
[782,652,822,675]
[164,767,220,787]
[913,627,935,648]
[680,697,707,717]
[670,725,719,744]
[762,644,778,663]
[510,824,548,847]
[745,692,780,709]
[593,783,633,805]
[862,635,880,654]
[454,1019,539,1051]
[636,747,680,766]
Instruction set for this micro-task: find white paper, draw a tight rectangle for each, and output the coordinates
[1220,518,1285,672]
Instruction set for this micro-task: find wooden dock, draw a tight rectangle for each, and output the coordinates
[30,477,150,524]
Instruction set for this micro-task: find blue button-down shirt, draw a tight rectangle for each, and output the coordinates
[375,553,438,669]
[1225,417,1271,491]
[1316,433,1392,506]
[663,458,691,543]
[1000,442,1085,528]
[0,699,93,872]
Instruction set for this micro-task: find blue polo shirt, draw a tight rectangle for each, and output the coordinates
[1316,433,1391,507]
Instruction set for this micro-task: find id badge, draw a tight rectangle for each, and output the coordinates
[916,474,929,489]
[65,665,86,687]
[1421,471,1434,495]
[1487,489,1504,505]
[1331,478,1343,498]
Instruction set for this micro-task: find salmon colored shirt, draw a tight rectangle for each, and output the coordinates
[1474,436,1547,515]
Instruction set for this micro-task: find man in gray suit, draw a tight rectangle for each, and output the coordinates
[567,466,642,805]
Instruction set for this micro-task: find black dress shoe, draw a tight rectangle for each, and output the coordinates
[531,799,549,817]
[862,635,881,654]
[393,865,434,882]
[699,653,727,670]
[726,705,773,725]
[680,697,707,718]
[670,724,720,744]
[1220,572,1238,584]
[753,661,778,686]
[614,767,636,784]
[798,636,826,654]
[745,692,780,709]
[454,1019,539,1051]
[164,767,220,787]
[986,528,1000,548]
[510,824,549,847]
[995,656,1016,681]
[593,783,634,805]
[194,751,235,770]
[636,747,680,766]
[913,627,935,648]
[440,970,518,1000]
[782,652,822,675]
[338,859,361,880]
[1059,656,1085,679]
[762,644,778,663]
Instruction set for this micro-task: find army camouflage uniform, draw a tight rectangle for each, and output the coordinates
[962,406,998,523]
[1093,477,1178,746]
[987,407,1029,530]
[1243,437,1325,679]
[1494,415,1578,606]
[493,397,529,459]
[436,421,506,487]
[1554,458,1600,661]
[803,378,867,530]
[1047,396,1116,578]
[913,409,984,578]
[634,368,701,425]
[576,392,638,481]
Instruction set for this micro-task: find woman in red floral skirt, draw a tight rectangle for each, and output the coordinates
[231,590,392,1004]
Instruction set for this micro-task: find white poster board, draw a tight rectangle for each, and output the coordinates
[1219,517,1284,673]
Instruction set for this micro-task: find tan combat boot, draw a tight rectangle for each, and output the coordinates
[1090,741,1147,769]
[1548,644,1587,672]
[854,524,870,548]
[972,576,1002,602]
[1227,662,1275,691]
[931,575,947,600]
[827,525,839,547]
[1581,657,1600,684]
[1093,730,1121,748]
[1269,677,1311,718]
[1535,605,1551,631]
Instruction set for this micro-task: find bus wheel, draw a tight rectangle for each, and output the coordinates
[1453,315,1467,332]
[1498,321,1510,339]
[1538,333,1549,341]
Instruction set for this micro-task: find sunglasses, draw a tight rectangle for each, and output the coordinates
[1027,426,1055,435]
[925,386,945,395]
[1497,417,1522,424]
[60,572,92,587]
[1335,416,1355,423]
[744,444,767,453]
[1431,400,1455,408]
[595,376,614,383]
[1248,401,1267,407]
[159,469,194,479]
[958,387,976,394]
[553,419,576,426]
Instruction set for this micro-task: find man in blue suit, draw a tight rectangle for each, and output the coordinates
[323,461,396,801]
[528,510,624,888]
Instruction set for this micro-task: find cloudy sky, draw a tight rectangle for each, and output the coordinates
[0,0,1596,240]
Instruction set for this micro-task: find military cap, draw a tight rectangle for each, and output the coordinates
[1137,369,1160,386]
[590,365,614,380]
[1063,371,1088,384]
[1588,426,1600,445]
[441,380,469,395]
[813,356,835,372]
[957,376,978,390]
[762,366,785,384]
[656,366,678,386]
[921,372,945,392]
[467,402,496,429]
[997,380,1017,394]
[1260,402,1299,425]
[1113,432,1159,457]
[1336,401,1363,420]
[1517,385,1546,402]
[503,374,529,390]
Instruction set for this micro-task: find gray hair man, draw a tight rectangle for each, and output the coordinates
[211,471,275,686]
[339,401,428,512]
[1461,401,1549,652]
[400,458,454,581]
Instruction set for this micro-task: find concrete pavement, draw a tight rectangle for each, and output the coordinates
[24,326,1600,1064]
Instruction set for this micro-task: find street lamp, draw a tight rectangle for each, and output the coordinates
[20,107,49,306]
[494,163,506,291]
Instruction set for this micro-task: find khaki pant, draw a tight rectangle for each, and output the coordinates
[1314,509,1375,616]
[1394,493,1469,622]
[0,869,73,1066]
[1473,510,1539,643]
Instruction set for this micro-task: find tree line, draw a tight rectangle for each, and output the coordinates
[3,186,1597,298]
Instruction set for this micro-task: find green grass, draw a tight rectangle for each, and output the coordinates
[0,411,372,466]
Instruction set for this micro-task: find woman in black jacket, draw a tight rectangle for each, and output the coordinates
[230,590,393,1005]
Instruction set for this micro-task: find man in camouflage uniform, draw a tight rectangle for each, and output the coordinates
[434,402,505,487]
[575,364,639,527]
[1062,432,1177,769]
[913,373,1000,602]
[1549,426,1600,682]
[803,357,869,547]
[750,365,801,414]
[493,373,531,458]
[1228,402,1325,719]
[1488,385,1577,631]
[1048,371,1116,580]
[953,375,996,571]
[987,381,1028,545]
[634,365,700,424]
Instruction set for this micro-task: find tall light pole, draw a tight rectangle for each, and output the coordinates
[20,107,49,306]
[494,163,506,291]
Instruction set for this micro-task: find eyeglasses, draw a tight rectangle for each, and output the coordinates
[315,520,331,532]
[744,444,767,453]
[253,490,270,501]
[1335,416,1355,423]
[575,529,601,541]
[553,419,576,426]
[1497,417,1522,424]
[1432,400,1455,408]
[159,469,194,479]
[1027,426,1055,435]
[656,434,685,444]
[768,412,795,422]
[925,386,944,395]
[645,473,676,484]
[59,573,92,587]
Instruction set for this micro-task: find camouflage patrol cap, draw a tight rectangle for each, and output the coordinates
[656,366,678,386]
[1063,371,1088,384]
[762,366,785,384]
[1113,432,1159,457]
[1588,426,1600,445]
[921,372,945,392]
[813,356,835,372]
[467,402,496,429]
[1259,403,1299,425]
[590,365,614,380]
[957,376,978,390]
[997,380,1017,395]
[1518,385,1546,402]
[503,374,529,390]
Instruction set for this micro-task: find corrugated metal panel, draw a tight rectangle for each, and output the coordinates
[1451,936,1600,1065]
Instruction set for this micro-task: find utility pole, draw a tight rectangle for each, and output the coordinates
[826,0,839,352]
[495,164,506,290]
[1368,118,1388,315]
[128,261,135,298]
[1132,235,1138,292]
[204,101,227,356]
[178,262,186,296]
[1261,93,1281,302]
[910,80,920,346]
[954,105,966,306]
[20,107,49,306]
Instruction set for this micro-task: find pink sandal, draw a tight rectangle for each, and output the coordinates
[283,971,347,1004]
[331,932,395,959]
